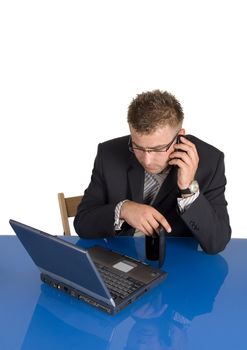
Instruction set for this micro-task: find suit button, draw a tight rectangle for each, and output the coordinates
[189,220,199,231]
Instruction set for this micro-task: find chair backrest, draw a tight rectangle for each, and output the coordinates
[58,193,82,235]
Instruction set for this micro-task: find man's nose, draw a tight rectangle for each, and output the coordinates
[142,151,152,164]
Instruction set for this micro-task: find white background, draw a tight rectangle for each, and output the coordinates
[0,0,246,236]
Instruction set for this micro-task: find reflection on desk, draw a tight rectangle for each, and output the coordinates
[0,236,247,350]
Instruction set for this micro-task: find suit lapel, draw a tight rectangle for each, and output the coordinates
[127,154,144,203]
[153,166,178,205]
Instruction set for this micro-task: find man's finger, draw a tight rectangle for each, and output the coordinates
[152,211,172,233]
[144,221,156,235]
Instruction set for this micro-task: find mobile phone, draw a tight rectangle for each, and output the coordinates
[158,226,166,268]
[145,234,159,261]
[174,135,187,162]
[145,226,166,268]
[176,134,181,144]
[176,134,187,147]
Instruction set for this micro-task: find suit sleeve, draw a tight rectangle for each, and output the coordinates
[181,152,231,254]
[73,144,118,238]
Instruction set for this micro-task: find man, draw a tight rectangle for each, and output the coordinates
[74,90,231,254]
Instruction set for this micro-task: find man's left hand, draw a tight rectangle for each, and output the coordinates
[168,136,199,190]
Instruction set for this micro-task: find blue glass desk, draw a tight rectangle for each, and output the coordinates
[0,236,246,350]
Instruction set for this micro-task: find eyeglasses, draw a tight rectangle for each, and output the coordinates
[128,132,179,154]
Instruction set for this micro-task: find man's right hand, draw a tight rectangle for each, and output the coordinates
[120,201,172,235]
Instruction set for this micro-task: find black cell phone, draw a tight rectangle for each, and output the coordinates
[158,227,166,268]
[174,135,187,163]
[176,134,182,144]
[145,226,166,268]
[176,134,187,147]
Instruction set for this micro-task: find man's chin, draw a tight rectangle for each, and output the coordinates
[143,164,169,174]
[144,167,161,174]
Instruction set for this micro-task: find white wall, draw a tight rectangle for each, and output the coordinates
[0,0,246,237]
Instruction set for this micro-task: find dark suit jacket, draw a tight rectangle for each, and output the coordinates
[74,135,231,254]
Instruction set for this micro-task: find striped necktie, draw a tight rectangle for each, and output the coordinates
[144,172,159,204]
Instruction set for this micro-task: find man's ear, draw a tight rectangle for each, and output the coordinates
[178,128,185,136]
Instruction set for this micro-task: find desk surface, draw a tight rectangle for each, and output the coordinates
[0,235,246,350]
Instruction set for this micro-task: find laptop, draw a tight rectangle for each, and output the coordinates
[9,219,167,315]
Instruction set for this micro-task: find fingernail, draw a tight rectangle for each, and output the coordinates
[167,227,172,233]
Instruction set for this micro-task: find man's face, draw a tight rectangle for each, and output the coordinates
[130,125,184,174]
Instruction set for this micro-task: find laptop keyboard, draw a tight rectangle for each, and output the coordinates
[95,263,144,301]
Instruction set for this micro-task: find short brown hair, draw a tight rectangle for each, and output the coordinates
[127,90,184,133]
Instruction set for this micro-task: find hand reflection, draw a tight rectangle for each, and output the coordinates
[133,292,168,319]
[124,252,228,350]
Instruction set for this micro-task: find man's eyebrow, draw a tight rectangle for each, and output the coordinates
[132,141,168,149]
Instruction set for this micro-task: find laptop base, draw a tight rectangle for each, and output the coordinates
[41,273,113,314]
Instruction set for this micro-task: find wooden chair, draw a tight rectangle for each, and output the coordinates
[58,193,82,235]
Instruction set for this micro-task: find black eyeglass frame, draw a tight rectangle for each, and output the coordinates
[128,132,179,154]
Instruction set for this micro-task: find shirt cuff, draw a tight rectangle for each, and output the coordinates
[177,190,200,213]
[114,200,129,230]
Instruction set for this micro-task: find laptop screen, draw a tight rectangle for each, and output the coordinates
[9,220,111,300]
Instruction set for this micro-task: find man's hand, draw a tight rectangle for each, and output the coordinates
[120,201,171,235]
[168,136,199,190]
